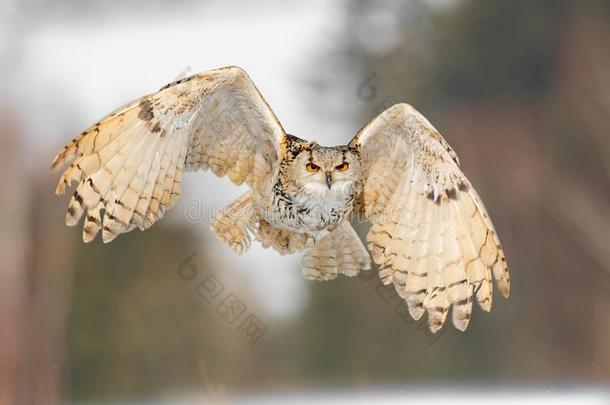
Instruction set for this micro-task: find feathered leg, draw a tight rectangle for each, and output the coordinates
[210,192,257,254]
[302,221,371,281]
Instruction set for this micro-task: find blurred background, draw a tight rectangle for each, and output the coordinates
[1,0,610,404]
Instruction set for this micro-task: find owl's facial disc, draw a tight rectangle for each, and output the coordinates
[293,146,359,198]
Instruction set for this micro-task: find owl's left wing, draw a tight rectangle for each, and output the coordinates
[351,103,509,333]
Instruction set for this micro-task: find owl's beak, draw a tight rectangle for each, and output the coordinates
[325,172,333,189]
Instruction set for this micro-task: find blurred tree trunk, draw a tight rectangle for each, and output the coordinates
[548,11,610,378]
[549,12,610,274]
[0,111,30,405]
[0,110,72,405]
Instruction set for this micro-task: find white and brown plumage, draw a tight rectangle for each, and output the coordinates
[51,66,509,333]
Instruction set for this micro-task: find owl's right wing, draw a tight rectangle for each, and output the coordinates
[351,103,509,333]
[51,66,286,243]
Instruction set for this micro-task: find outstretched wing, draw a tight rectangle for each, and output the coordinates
[52,66,285,243]
[351,103,509,333]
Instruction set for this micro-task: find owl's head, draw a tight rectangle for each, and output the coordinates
[289,143,361,199]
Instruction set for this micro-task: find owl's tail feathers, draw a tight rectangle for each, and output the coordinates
[211,192,257,254]
[302,221,371,281]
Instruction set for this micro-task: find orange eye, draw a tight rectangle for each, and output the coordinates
[306,162,320,172]
[336,162,349,171]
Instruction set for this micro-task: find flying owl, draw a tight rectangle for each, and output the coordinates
[51,66,509,333]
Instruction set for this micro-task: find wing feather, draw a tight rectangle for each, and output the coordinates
[99,126,151,242]
[133,147,162,230]
[101,126,165,242]
[353,103,509,332]
[52,66,285,242]
[441,203,471,331]
[403,200,433,321]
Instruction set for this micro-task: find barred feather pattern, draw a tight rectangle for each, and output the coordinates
[256,220,310,255]
[51,66,285,243]
[353,103,509,333]
[302,221,371,281]
[210,192,258,254]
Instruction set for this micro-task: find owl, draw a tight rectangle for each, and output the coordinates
[51,66,509,333]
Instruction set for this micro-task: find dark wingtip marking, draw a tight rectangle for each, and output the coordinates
[432,306,448,314]
[426,191,435,202]
[73,191,83,205]
[106,213,127,226]
[458,181,469,192]
[448,279,468,288]
[86,215,101,226]
[151,122,162,133]
[138,99,154,121]
[430,319,443,328]
[446,187,458,200]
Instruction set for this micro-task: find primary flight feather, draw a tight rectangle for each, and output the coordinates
[52,66,509,333]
